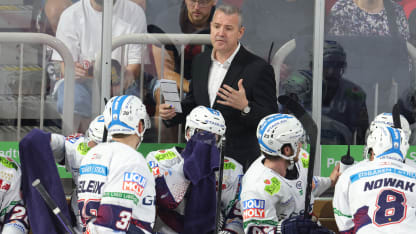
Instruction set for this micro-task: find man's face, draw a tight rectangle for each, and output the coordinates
[185,0,216,27]
[282,144,300,162]
[210,10,244,56]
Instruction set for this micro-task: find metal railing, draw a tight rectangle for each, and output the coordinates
[0,33,75,138]
[94,33,211,143]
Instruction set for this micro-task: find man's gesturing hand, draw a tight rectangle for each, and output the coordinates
[216,79,248,111]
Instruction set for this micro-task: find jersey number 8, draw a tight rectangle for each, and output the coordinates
[373,189,407,226]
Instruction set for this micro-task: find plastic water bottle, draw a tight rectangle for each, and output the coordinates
[340,145,354,173]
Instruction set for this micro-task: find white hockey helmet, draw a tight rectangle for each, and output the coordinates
[87,115,105,143]
[103,95,151,141]
[257,113,305,161]
[368,112,411,142]
[365,125,409,162]
[185,106,226,144]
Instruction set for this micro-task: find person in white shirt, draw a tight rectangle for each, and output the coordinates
[52,0,148,132]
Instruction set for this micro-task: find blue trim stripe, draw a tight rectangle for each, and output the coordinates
[350,167,416,183]
[206,107,221,116]
[258,114,293,153]
[97,115,104,122]
[79,164,108,176]
[108,95,135,131]
[375,127,403,160]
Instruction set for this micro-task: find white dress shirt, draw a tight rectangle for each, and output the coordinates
[208,43,241,107]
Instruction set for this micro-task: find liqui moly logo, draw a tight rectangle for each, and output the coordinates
[242,199,265,219]
[123,172,147,196]
[148,161,161,177]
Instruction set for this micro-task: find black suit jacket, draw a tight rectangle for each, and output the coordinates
[165,45,278,169]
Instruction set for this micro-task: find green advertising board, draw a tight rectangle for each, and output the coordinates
[0,142,185,179]
[3,140,414,178]
[320,145,416,177]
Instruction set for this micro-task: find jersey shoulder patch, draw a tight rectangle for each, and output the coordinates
[154,150,177,161]
[300,151,310,169]
[264,177,281,195]
[0,156,18,171]
[76,142,91,155]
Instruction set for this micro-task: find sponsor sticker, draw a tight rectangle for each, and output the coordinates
[155,151,177,161]
[79,164,108,176]
[242,199,265,219]
[264,177,281,195]
[103,192,139,205]
[224,161,236,170]
[77,180,104,194]
[0,157,17,170]
[148,161,161,177]
[123,172,147,196]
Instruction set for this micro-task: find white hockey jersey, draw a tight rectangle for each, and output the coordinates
[146,147,244,234]
[333,158,416,234]
[240,150,331,233]
[77,142,155,233]
[50,133,90,186]
[0,156,28,233]
[50,133,91,231]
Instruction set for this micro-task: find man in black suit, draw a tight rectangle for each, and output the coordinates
[160,4,278,170]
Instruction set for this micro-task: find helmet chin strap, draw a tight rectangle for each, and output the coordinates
[134,127,145,150]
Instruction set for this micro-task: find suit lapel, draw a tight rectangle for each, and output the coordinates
[213,46,247,109]
[197,52,212,107]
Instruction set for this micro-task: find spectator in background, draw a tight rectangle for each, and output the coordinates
[281,40,369,145]
[51,0,148,133]
[148,0,217,142]
[328,0,409,40]
[159,4,278,170]
[150,0,217,99]
[44,0,146,34]
[398,0,416,45]
[327,0,411,119]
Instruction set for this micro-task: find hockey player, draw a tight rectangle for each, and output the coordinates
[0,155,29,233]
[333,125,416,233]
[49,114,105,231]
[363,112,416,167]
[146,105,244,234]
[77,95,155,233]
[365,112,411,142]
[240,113,338,233]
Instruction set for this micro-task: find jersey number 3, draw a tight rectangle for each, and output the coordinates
[373,189,407,226]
